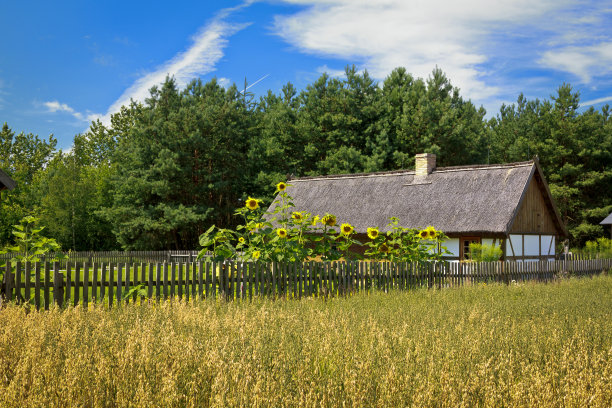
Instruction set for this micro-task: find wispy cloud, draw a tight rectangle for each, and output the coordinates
[218,77,231,88]
[43,100,100,122]
[316,65,346,78]
[42,4,250,129]
[272,0,609,105]
[98,5,250,124]
[540,42,612,83]
[582,95,612,106]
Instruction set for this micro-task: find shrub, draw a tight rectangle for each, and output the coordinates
[468,242,503,262]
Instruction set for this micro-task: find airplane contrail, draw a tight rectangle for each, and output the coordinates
[243,74,270,93]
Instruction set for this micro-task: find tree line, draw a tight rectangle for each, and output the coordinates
[1,66,610,250]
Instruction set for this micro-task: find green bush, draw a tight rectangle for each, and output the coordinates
[468,242,503,261]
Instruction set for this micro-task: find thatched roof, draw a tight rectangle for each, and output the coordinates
[0,168,16,191]
[601,213,612,225]
[268,159,565,236]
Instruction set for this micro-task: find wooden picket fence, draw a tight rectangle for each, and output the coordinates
[0,250,201,266]
[1,258,610,310]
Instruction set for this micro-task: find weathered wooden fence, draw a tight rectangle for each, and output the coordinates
[1,258,610,310]
[0,250,201,266]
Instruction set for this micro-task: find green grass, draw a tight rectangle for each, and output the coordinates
[1,275,611,407]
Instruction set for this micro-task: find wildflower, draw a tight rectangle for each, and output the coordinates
[245,197,259,211]
[426,226,437,239]
[367,227,379,240]
[253,250,261,259]
[341,223,354,236]
[321,214,337,227]
[277,228,288,239]
[379,243,390,253]
[418,229,429,240]
[292,211,303,223]
[276,181,287,192]
[238,237,245,244]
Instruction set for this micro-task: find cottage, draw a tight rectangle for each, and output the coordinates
[0,168,16,202]
[271,153,568,261]
[601,213,612,239]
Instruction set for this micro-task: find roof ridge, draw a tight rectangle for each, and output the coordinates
[291,160,535,182]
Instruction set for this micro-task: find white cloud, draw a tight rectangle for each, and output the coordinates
[42,4,249,130]
[43,100,101,123]
[582,95,612,106]
[98,8,249,125]
[43,100,75,114]
[218,77,231,88]
[316,65,346,78]
[270,0,612,103]
[540,42,612,83]
[272,0,577,101]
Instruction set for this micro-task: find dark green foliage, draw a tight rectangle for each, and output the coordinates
[101,78,252,249]
[1,69,610,249]
[0,123,57,243]
[488,84,612,245]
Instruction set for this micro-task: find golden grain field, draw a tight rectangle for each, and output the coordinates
[1,275,611,408]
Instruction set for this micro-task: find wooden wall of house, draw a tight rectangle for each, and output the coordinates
[509,176,559,235]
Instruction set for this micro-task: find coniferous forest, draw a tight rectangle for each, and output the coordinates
[1,67,611,250]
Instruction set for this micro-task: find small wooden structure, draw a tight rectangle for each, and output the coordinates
[269,154,568,261]
[601,213,612,239]
[0,168,16,202]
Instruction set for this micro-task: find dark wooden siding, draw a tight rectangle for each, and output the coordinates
[509,178,559,235]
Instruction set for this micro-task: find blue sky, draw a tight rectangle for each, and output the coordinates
[2,0,612,150]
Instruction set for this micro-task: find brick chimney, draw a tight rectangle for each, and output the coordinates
[415,153,436,176]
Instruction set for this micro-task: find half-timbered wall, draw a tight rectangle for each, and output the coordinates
[509,177,558,234]
[506,234,556,261]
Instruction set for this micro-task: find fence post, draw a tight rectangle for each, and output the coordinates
[53,262,64,308]
[3,262,13,303]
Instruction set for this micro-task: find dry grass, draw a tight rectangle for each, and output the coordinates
[1,275,611,407]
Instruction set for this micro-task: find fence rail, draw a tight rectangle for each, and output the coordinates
[1,258,610,310]
[0,250,201,266]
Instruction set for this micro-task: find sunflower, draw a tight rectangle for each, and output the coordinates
[252,250,261,259]
[312,215,320,226]
[245,197,259,211]
[418,229,429,240]
[379,243,390,253]
[426,226,437,239]
[291,211,303,223]
[340,223,354,236]
[367,227,379,240]
[321,214,337,227]
[277,228,288,239]
[238,237,245,244]
[276,181,287,192]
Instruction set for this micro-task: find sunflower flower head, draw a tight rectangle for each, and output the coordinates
[277,228,288,239]
[276,181,288,192]
[245,197,260,211]
[418,229,429,240]
[367,227,379,240]
[238,237,245,244]
[426,226,437,239]
[321,214,337,227]
[340,223,354,236]
[253,250,261,259]
[312,215,320,226]
[379,243,390,253]
[291,211,303,223]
